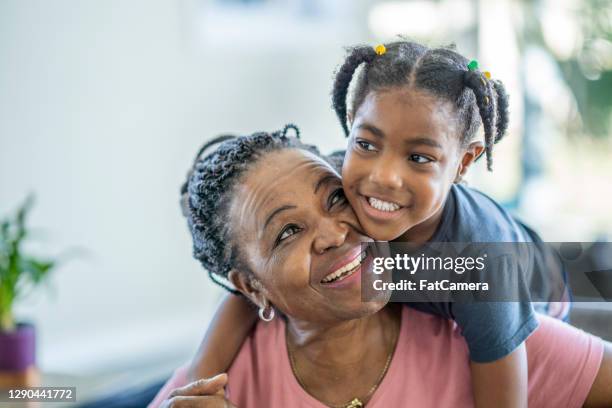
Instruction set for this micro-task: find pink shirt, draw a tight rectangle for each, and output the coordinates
[149,308,603,408]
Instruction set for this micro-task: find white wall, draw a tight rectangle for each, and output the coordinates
[0,0,364,374]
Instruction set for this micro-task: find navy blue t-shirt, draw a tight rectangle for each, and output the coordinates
[408,184,543,363]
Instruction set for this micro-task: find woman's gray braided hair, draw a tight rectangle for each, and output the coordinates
[180,124,323,293]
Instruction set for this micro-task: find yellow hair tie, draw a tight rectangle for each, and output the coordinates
[484,71,492,79]
[374,44,386,56]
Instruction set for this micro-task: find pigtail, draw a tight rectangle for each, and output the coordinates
[463,70,497,171]
[332,46,378,137]
[492,80,509,144]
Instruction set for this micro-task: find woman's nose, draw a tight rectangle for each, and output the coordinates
[312,217,349,254]
[369,157,403,191]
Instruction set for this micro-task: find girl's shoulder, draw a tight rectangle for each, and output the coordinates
[446,184,537,242]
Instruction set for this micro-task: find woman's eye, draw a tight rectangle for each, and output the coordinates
[277,225,301,244]
[409,154,433,164]
[328,188,347,208]
[356,140,377,152]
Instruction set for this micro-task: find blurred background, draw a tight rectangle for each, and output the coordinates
[1,0,611,404]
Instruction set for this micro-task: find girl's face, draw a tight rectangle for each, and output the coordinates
[342,88,482,242]
[228,148,389,325]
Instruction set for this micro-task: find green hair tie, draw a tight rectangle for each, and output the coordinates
[467,60,479,71]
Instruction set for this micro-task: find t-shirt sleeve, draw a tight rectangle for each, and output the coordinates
[456,252,539,362]
[450,301,539,363]
[526,315,604,408]
[406,253,539,363]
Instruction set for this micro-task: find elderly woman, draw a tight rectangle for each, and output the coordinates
[150,129,612,408]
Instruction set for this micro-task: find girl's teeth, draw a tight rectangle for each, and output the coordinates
[368,197,401,212]
[322,251,367,283]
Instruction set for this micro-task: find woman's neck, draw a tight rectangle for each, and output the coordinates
[285,304,401,406]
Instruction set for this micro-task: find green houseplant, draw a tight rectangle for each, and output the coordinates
[0,196,56,386]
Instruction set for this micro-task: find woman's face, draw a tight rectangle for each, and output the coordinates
[228,148,388,325]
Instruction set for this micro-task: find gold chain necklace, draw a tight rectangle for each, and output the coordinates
[286,330,394,408]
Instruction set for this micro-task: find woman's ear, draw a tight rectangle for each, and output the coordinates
[455,141,485,183]
[228,270,265,308]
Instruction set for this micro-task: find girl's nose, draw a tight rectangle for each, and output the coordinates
[368,157,404,191]
[313,217,349,254]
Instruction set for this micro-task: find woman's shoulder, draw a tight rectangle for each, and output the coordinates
[525,314,604,407]
[225,317,290,402]
[231,317,287,368]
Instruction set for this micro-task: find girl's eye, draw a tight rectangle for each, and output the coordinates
[356,140,377,152]
[276,224,301,245]
[409,154,433,164]
[328,188,347,208]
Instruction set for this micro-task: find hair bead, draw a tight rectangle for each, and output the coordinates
[467,59,479,71]
[374,44,387,55]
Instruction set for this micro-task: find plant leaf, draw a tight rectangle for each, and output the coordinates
[20,258,54,284]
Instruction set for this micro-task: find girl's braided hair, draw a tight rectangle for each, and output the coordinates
[180,125,322,294]
[332,40,510,170]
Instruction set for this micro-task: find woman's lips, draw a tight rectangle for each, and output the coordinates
[321,246,363,282]
[358,194,405,221]
[320,251,372,289]
[321,250,367,284]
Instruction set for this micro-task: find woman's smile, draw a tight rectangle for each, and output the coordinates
[320,246,369,286]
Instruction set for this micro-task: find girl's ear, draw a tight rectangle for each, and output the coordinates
[455,141,485,182]
[228,270,265,308]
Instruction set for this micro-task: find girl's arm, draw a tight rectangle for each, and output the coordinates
[187,294,257,381]
[470,343,528,408]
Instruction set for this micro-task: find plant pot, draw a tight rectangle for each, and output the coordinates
[0,322,39,388]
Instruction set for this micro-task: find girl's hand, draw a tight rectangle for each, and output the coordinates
[188,294,257,382]
[160,373,237,408]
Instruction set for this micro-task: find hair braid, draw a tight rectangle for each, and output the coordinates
[331,46,377,137]
[492,80,510,143]
[464,70,497,170]
[281,123,301,139]
[180,135,237,195]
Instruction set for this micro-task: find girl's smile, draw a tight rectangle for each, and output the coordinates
[359,194,407,221]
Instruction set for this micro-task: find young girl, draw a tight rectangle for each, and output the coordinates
[183,41,568,407]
